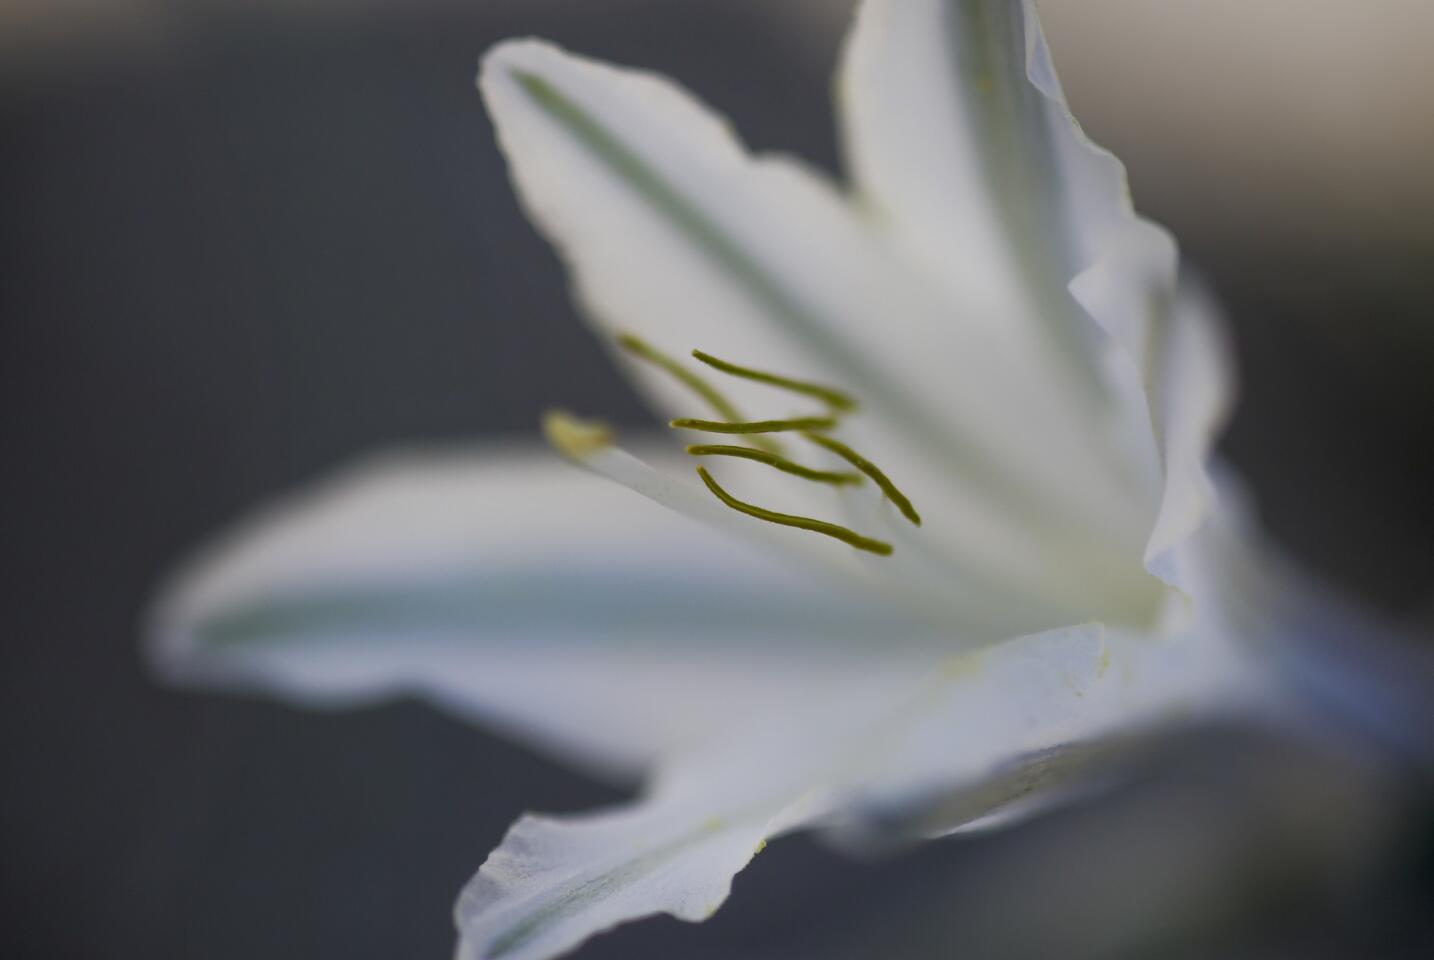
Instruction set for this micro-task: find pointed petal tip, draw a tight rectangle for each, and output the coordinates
[142,527,239,685]
[478,36,557,76]
[452,801,768,960]
[141,592,191,683]
[476,37,567,109]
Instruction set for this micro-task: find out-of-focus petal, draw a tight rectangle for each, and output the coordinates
[147,442,935,779]
[454,620,1251,960]
[1139,280,1236,581]
[1183,469,1434,766]
[453,773,787,960]
[822,620,1248,836]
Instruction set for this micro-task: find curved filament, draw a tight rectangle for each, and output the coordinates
[691,349,857,412]
[804,433,921,526]
[671,416,836,434]
[686,444,863,486]
[696,467,893,556]
[616,333,780,454]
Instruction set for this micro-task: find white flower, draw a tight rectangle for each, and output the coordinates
[144,2,1402,959]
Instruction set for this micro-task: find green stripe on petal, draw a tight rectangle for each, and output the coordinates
[481,37,1155,568]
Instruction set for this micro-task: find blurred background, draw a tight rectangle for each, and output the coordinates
[3,1,1431,957]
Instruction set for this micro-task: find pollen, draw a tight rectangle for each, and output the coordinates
[541,409,614,460]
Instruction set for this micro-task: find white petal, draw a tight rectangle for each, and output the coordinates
[454,617,1251,960]
[1067,235,1237,583]
[826,623,1248,837]
[841,0,1240,578]
[839,0,1121,392]
[1139,280,1237,581]
[478,37,1162,623]
[148,441,933,778]
[453,779,784,960]
[549,416,1075,640]
[837,0,1170,354]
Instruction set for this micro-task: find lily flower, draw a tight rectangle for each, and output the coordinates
[147,2,1421,959]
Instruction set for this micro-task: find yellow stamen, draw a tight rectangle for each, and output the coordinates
[686,444,863,486]
[541,409,614,460]
[696,467,893,556]
[671,416,836,434]
[616,333,780,454]
[691,349,857,413]
[804,433,922,526]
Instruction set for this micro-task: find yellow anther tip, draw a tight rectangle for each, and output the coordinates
[542,409,614,461]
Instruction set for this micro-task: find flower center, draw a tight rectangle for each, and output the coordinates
[616,333,920,556]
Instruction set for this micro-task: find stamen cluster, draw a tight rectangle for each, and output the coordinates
[618,334,920,556]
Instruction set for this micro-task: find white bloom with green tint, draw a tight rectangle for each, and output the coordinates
[145,2,1376,959]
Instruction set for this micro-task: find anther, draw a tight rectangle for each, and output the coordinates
[541,409,614,461]
[686,444,863,486]
[803,433,922,526]
[671,416,836,434]
[695,467,893,556]
[691,349,857,413]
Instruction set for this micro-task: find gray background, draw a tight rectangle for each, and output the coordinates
[3,1,1431,957]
